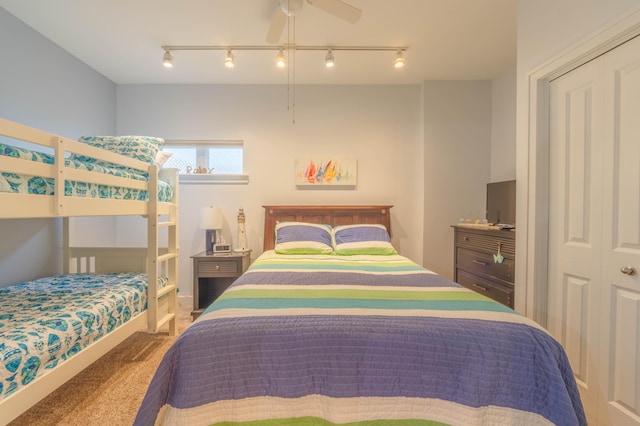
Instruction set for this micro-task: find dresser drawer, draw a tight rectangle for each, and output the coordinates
[198,260,240,277]
[457,230,515,257]
[457,247,514,283]
[457,270,514,308]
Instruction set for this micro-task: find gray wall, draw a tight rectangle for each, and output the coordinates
[422,81,492,278]
[111,83,426,295]
[490,65,516,183]
[0,6,504,295]
[0,8,116,286]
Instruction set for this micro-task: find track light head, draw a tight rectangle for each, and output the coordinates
[394,50,406,69]
[162,50,173,68]
[276,49,286,68]
[225,50,235,68]
[324,49,335,68]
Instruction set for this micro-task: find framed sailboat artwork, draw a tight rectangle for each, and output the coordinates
[295,157,357,189]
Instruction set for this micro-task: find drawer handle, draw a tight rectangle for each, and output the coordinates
[473,259,489,266]
[473,283,489,291]
[215,264,220,271]
[463,236,469,241]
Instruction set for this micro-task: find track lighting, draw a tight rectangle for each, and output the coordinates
[324,49,335,68]
[394,50,406,69]
[276,49,286,68]
[224,50,235,68]
[161,45,408,70]
[162,50,173,68]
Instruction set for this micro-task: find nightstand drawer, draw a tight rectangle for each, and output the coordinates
[457,247,514,283]
[457,270,513,308]
[198,260,239,277]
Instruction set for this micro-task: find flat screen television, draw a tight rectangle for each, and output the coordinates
[486,180,516,227]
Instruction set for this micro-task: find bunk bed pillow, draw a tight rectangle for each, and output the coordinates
[77,135,164,165]
[333,224,397,255]
[274,222,334,254]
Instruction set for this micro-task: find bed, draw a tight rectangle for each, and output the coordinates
[135,205,586,426]
[0,117,179,425]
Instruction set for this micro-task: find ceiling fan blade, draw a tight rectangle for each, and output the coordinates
[266,6,287,44]
[307,0,362,24]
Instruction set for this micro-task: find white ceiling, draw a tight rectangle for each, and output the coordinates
[0,0,516,85]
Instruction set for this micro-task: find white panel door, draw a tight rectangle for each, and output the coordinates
[549,58,604,423]
[599,35,640,426]
[549,35,640,426]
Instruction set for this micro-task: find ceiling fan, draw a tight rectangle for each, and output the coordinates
[266,0,362,44]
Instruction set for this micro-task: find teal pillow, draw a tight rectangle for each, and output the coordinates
[333,224,397,255]
[77,135,163,165]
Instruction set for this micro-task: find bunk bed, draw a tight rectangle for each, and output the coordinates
[0,117,179,425]
[135,205,586,426]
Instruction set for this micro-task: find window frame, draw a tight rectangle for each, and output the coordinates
[162,140,248,185]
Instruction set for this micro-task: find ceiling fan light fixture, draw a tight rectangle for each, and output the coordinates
[162,49,173,68]
[394,50,406,69]
[276,48,286,68]
[280,0,304,17]
[324,49,335,68]
[224,50,235,68]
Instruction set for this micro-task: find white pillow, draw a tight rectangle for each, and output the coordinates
[155,151,173,166]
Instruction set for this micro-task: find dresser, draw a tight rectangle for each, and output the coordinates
[191,251,251,320]
[453,226,515,308]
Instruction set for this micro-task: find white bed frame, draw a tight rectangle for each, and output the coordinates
[0,117,179,425]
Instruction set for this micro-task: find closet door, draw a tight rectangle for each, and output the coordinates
[549,35,640,426]
[548,58,604,423]
[600,35,640,426]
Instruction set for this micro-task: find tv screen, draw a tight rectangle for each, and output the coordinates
[486,180,516,227]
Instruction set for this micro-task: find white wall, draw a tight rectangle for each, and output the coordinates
[515,0,640,314]
[422,81,492,279]
[0,8,116,287]
[113,84,424,297]
[490,65,516,182]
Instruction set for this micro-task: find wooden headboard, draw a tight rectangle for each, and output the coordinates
[263,205,393,251]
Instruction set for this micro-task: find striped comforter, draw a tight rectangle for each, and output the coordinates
[135,252,585,426]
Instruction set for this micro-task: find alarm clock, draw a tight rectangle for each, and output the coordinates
[213,243,232,254]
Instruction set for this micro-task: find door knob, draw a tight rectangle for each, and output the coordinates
[620,266,637,276]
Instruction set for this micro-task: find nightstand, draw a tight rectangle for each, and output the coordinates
[191,251,251,320]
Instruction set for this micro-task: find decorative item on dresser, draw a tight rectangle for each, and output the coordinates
[453,225,515,308]
[190,251,251,320]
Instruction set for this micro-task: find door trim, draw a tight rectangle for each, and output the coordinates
[518,5,640,325]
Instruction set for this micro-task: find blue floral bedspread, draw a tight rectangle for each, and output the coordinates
[0,273,161,401]
[0,143,172,202]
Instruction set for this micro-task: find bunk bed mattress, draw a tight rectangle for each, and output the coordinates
[0,143,173,201]
[135,252,586,426]
[0,273,163,402]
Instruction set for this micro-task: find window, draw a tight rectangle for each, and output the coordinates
[161,140,248,184]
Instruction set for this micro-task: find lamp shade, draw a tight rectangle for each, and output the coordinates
[200,207,224,229]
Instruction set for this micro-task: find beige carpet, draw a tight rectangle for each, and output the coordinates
[9,305,192,426]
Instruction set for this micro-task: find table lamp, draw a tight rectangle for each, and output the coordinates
[200,207,224,255]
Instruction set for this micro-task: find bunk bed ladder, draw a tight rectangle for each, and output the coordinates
[147,165,179,336]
